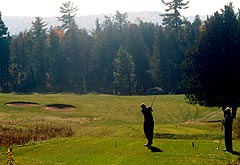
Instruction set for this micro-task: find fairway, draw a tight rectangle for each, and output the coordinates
[0,93,239,164]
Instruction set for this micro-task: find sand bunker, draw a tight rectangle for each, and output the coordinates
[5,101,39,107]
[44,104,76,110]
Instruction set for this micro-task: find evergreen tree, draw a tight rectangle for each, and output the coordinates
[184,3,240,110]
[139,21,156,55]
[93,15,120,93]
[179,15,202,49]
[47,27,66,92]
[113,48,136,95]
[75,29,93,93]
[58,1,78,30]
[10,31,34,92]
[89,18,103,92]
[150,27,183,93]
[161,0,189,33]
[114,10,128,32]
[190,15,202,44]
[149,26,164,87]
[30,17,48,91]
[124,23,151,93]
[151,0,190,94]
[138,21,157,92]
[62,26,92,93]
[0,12,10,92]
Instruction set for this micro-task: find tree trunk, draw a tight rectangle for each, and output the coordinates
[232,105,237,118]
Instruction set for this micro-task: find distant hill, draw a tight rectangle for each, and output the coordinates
[2,12,206,35]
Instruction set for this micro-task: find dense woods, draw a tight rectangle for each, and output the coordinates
[1,1,240,102]
[184,3,240,110]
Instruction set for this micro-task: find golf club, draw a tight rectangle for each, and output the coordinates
[149,87,163,108]
[150,95,157,108]
[217,124,223,150]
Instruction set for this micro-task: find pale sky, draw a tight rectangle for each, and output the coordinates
[0,0,240,17]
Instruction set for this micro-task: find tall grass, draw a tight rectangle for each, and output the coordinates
[0,122,74,145]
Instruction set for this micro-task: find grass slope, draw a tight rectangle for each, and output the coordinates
[0,93,239,164]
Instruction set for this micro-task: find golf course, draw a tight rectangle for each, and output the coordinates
[0,93,239,164]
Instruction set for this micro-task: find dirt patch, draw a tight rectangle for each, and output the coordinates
[5,101,39,107]
[44,104,76,110]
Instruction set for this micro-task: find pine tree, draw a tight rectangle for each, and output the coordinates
[150,27,183,94]
[93,15,120,93]
[10,31,34,92]
[30,17,48,91]
[124,23,151,93]
[113,48,137,95]
[150,0,189,94]
[149,26,164,86]
[161,0,189,33]
[62,26,92,93]
[58,1,78,30]
[180,15,202,48]
[0,12,10,92]
[88,19,103,92]
[184,3,240,110]
[114,10,128,32]
[47,27,66,92]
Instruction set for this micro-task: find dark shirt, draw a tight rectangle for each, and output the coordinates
[141,107,154,123]
[222,113,233,129]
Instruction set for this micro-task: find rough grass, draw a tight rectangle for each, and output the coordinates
[0,93,239,164]
[0,122,74,145]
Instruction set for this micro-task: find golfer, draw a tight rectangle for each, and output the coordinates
[221,107,233,152]
[140,103,154,147]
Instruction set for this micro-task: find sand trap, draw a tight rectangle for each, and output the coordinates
[5,101,39,107]
[44,104,76,110]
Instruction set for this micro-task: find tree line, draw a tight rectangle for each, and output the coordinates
[184,3,240,112]
[1,1,240,100]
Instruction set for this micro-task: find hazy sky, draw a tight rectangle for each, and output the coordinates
[0,0,240,17]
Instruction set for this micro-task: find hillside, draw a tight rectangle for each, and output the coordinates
[2,12,207,35]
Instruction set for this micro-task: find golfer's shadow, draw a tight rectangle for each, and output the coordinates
[231,150,240,155]
[148,146,163,152]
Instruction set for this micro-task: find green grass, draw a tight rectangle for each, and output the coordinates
[0,93,239,164]
[1,138,239,165]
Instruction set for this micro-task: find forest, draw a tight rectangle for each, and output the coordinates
[0,1,240,99]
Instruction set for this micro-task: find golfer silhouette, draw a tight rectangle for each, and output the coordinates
[140,103,154,147]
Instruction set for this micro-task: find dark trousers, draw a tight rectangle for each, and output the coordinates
[144,122,154,144]
[225,127,232,151]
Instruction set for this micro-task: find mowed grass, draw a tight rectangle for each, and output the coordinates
[0,93,239,164]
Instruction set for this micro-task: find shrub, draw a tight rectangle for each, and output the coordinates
[0,123,75,146]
